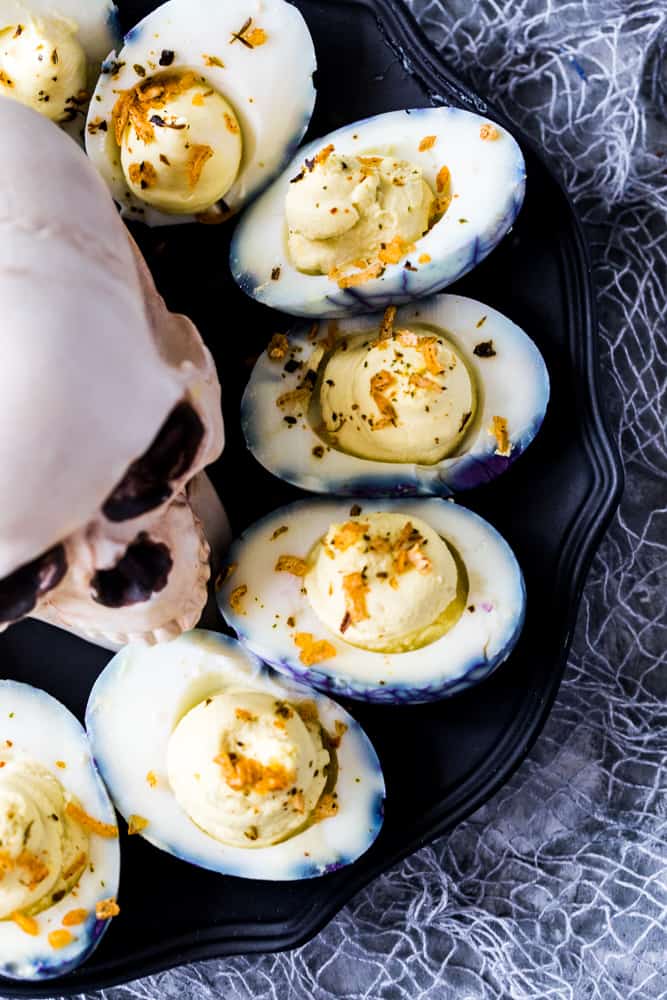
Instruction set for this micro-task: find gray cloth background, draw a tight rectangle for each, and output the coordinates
[27,0,667,997]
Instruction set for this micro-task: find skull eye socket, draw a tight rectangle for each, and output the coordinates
[0,545,67,624]
[103,402,205,522]
[91,533,173,608]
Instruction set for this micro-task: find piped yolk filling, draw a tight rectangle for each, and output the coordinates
[0,15,87,123]
[112,70,243,215]
[307,313,477,466]
[0,757,90,921]
[304,512,468,653]
[285,148,445,280]
[166,690,333,849]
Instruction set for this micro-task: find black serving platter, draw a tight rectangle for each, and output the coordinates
[0,0,622,994]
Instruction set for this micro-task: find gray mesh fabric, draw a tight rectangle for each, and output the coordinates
[11,0,667,996]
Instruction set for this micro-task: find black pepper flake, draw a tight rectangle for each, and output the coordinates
[205,697,213,706]
[476,315,487,328]
[284,358,302,374]
[340,611,352,634]
[304,156,316,172]
[231,16,254,47]
[473,340,496,358]
[290,169,305,184]
[271,266,281,280]
[159,49,175,66]
[325,378,335,387]
[287,615,295,627]
[468,605,476,612]
[133,63,146,77]
[302,368,317,387]
[312,445,325,458]
[350,504,362,516]
[458,410,472,432]
[51,49,58,65]
[284,416,297,425]
[102,59,124,76]
[51,889,66,904]
[404,260,418,271]
[87,118,108,134]
[151,114,186,131]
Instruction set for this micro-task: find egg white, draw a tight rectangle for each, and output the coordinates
[219,498,526,703]
[85,0,316,226]
[0,681,120,982]
[243,294,549,496]
[85,631,385,880]
[231,107,526,316]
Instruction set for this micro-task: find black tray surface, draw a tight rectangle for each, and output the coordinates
[0,0,622,994]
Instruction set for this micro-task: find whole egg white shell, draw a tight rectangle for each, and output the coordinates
[242,294,550,495]
[218,498,526,703]
[85,0,316,226]
[85,630,385,879]
[230,107,526,316]
[0,681,120,981]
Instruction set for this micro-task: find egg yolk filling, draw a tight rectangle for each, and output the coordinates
[312,317,477,465]
[0,15,87,123]
[304,512,467,653]
[112,71,243,215]
[0,757,89,920]
[167,691,331,848]
[285,147,436,277]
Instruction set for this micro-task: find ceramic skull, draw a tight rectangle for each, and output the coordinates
[0,97,226,647]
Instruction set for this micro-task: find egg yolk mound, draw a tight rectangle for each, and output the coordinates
[315,315,476,465]
[0,15,86,123]
[305,512,467,653]
[285,148,435,276]
[167,690,330,848]
[112,71,243,215]
[0,758,89,919]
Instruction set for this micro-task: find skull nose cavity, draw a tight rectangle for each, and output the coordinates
[103,401,205,522]
[0,545,68,624]
[91,533,174,608]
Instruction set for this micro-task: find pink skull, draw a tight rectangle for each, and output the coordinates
[0,98,226,647]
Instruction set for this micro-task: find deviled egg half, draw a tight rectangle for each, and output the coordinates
[243,294,549,495]
[218,498,525,703]
[85,0,316,226]
[231,107,525,317]
[0,681,120,982]
[0,0,119,134]
[86,631,384,879]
